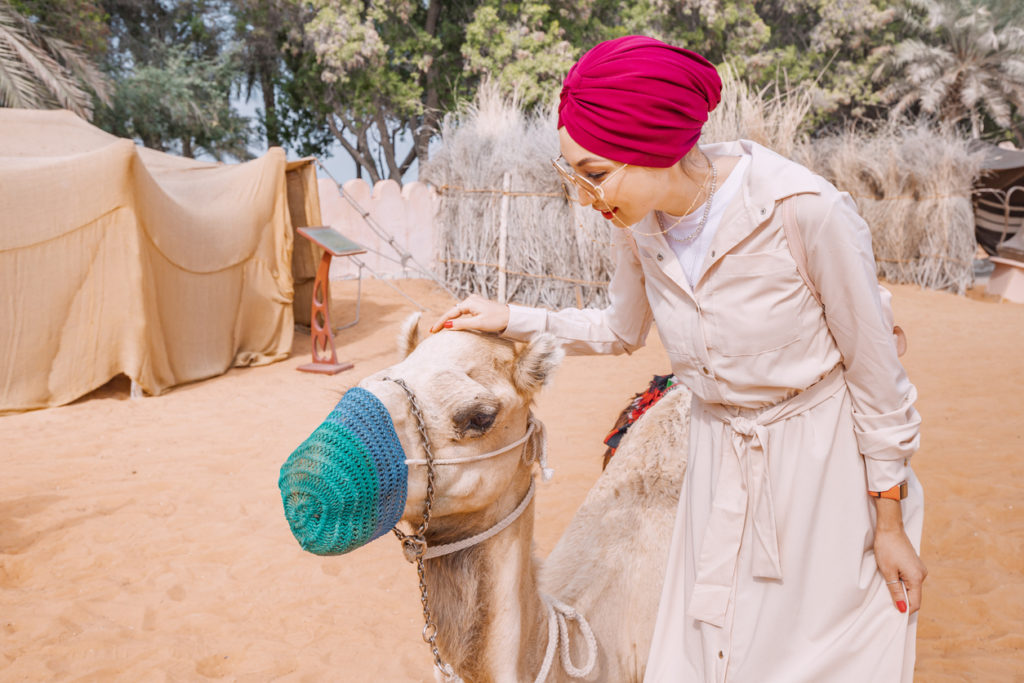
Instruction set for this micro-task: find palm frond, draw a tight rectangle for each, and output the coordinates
[0,0,111,117]
[45,36,112,106]
[0,26,45,108]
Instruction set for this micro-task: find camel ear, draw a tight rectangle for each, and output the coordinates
[397,312,422,358]
[513,333,563,395]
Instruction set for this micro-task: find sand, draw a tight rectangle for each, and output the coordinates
[1,279,1022,682]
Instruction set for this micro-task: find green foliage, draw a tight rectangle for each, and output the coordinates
[94,0,254,158]
[462,2,576,109]
[21,0,1022,176]
[299,0,475,182]
[9,0,108,56]
[878,0,1024,139]
[497,0,915,128]
[96,44,250,159]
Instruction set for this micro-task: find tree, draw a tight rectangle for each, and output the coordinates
[546,0,909,124]
[98,44,251,158]
[461,1,576,110]
[281,0,924,181]
[96,0,252,158]
[298,0,469,183]
[0,0,110,118]
[877,0,1024,139]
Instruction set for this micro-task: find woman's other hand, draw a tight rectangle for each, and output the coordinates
[430,294,510,334]
[873,498,928,615]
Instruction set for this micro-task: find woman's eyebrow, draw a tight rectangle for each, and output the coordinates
[573,156,606,167]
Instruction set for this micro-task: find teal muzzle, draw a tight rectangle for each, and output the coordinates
[278,387,408,555]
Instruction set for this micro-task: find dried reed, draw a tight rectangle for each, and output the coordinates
[795,124,984,293]
[700,65,817,157]
[427,75,984,303]
[421,83,617,309]
[702,66,983,292]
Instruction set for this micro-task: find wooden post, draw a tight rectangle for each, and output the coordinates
[497,172,510,304]
[295,227,366,375]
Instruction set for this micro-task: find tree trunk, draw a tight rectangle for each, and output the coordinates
[327,114,382,184]
[412,0,443,171]
[182,136,193,158]
[261,66,280,148]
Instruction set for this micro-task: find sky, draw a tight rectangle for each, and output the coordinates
[234,94,418,186]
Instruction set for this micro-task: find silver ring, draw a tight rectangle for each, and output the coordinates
[886,579,902,585]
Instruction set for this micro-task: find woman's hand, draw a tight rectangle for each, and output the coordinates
[430,294,510,334]
[873,498,927,615]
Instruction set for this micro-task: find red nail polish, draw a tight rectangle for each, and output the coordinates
[443,320,453,329]
[897,601,907,613]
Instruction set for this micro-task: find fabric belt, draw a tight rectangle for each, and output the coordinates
[687,364,846,628]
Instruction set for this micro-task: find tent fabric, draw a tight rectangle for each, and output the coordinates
[285,158,325,327]
[0,109,299,412]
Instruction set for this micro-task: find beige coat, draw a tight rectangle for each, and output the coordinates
[504,140,923,681]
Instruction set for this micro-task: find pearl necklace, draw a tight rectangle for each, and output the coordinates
[657,156,718,244]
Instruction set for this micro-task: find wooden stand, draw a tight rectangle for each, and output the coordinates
[295,226,367,375]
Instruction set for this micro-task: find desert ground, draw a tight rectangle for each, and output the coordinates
[1,279,1022,682]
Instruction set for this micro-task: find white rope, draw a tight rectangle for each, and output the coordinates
[405,420,536,466]
[533,597,559,683]
[521,417,555,482]
[423,479,535,559]
[533,594,599,683]
[402,409,592,681]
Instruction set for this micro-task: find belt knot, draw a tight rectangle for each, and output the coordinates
[728,415,758,437]
[687,366,846,628]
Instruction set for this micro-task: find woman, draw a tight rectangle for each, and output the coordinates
[431,36,925,682]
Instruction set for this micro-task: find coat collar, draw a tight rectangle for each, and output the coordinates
[701,139,821,216]
[632,140,822,297]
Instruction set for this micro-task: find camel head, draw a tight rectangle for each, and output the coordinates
[279,312,562,556]
[361,313,562,541]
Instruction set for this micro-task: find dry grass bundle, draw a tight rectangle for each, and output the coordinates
[700,65,818,156]
[421,83,617,309]
[795,124,984,294]
[426,75,983,303]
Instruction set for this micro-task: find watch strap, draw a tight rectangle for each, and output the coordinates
[868,481,908,500]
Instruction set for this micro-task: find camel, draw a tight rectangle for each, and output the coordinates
[302,313,690,682]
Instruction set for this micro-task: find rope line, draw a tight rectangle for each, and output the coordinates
[315,161,458,300]
[436,184,563,199]
[422,479,536,560]
[533,595,599,683]
[439,258,610,287]
[875,254,973,266]
[406,422,537,467]
[436,183,975,202]
[847,191,973,201]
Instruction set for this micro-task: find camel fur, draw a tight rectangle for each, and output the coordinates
[357,313,690,682]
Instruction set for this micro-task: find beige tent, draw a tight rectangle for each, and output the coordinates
[0,109,323,412]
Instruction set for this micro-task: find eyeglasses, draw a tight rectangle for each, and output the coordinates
[550,155,628,204]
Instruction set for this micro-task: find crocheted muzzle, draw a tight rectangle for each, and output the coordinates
[279,387,408,555]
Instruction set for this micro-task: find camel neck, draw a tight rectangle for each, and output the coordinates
[424,476,548,682]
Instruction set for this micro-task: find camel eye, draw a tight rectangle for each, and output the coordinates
[453,406,497,437]
[469,411,496,431]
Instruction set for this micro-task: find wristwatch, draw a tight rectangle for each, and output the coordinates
[868,481,908,500]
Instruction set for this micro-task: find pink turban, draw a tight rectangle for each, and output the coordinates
[558,36,722,168]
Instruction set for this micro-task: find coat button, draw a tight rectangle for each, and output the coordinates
[760,207,767,215]
[657,253,664,261]
[718,650,725,659]
[701,366,710,375]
